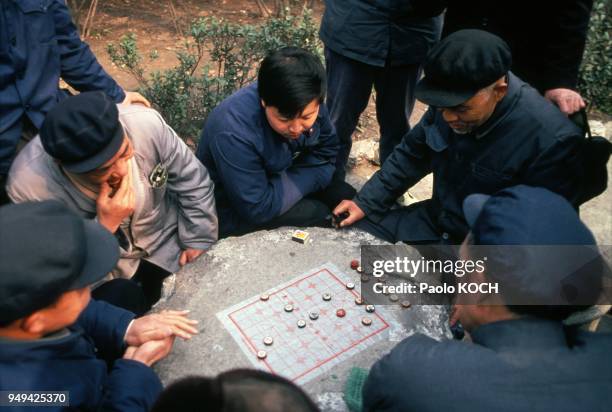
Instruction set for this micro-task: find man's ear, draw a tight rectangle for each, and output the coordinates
[493,78,508,102]
[21,312,47,335]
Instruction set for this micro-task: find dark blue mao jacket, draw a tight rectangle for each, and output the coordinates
[0,300,162,412]
[196,83,339,236]
[355,73,587,243]
[363,318,612,412]
[0,0,125,174]
[319,0,442,67]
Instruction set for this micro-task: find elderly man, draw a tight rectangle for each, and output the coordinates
[334,30,590,244]
[362,185,612,411]
[0,0,149,204]
[7,92,218,308]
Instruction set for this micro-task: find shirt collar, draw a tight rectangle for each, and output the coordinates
[471,317,571,351]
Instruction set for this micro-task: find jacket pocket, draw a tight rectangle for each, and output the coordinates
[16,0,55,43]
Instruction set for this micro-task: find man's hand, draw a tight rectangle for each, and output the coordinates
[124,310,198,346]
[179,248,205,266]
[122,91,151,108]
[332,200,366,227]
[123,336,175,367]
[96,172,135,233]
[544,88,586,115]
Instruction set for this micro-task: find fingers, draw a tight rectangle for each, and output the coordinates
[98,181,112,199]
[179,251,187,267]
[332,200,350,216]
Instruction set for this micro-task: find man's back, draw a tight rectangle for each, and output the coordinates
[363,318,612,412]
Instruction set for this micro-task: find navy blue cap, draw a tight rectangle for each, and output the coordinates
[40,91,124,174]
[0,201,119,324]
[462,185,605,305]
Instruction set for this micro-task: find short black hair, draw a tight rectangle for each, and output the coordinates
[258,47,326,119]
[151,369,320,412]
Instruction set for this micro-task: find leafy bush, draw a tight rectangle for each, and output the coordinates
[107,8,321,141]
[578,0,611,114]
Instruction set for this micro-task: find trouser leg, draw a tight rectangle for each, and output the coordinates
[261,198,331,230]
[131,260,172,310]
[325,47,376,179]
[373,63,422,164]
[91,278,149,316]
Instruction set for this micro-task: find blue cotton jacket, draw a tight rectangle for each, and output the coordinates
[363,318,612,412]
[0,0,125,174]
[319,0,442,67]
[354,72,587,243]
[0,300,162,412]
[196,83,339,236]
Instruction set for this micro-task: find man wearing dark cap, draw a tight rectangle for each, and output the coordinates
[0,201,198,412]
[362,185,612,412]
[7,91,218,308]
[334,29,590,245]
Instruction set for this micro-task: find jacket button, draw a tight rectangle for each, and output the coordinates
[25,104,31,110]
[10,37,16,46]
[442,232,449,240]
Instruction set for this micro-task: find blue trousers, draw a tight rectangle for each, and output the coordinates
[325,48,421,179]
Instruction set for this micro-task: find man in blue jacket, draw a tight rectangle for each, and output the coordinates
[197,47,355,238]
[334,30,590,244]
[362,185,612,411]
[320,0,442,178]
[0,0,148,204]
[0,201,198,411]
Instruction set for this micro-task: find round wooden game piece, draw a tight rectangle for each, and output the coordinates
[346,282,355,290]
[263,336,274,346]
[389,294,399,302]
[361,317,372,326]
[322,292,332,301]
[260,294,270,301]
[284,304,294,312]
[257,350,267,360]
[350,260,359,270]
[309,311,319,320]
[365,305,375,313]
[360,274,369,283]
[336,308,346,318]
[297,319,307,328]
[401,300,412,309]
[354,297,364,305]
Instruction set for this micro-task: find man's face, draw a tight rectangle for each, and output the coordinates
[263,99,320,140]
[439,79,507,135]
[78,136,134,189]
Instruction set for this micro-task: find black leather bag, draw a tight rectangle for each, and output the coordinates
[574,110,612,204]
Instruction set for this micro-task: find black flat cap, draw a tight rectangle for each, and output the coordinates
[415,29,512,107]
[40,91,125,173]
[0,201,119,324]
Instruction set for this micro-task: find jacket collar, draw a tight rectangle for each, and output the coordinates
[471,317,571,351]
[473,71,523,139]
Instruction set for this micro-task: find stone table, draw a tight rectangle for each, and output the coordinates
[155,227,451,411]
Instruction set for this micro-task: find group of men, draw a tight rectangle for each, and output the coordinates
[0,0,610,410]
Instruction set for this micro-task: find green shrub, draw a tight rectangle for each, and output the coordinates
[578,0,611,114]
[107,8,321,141]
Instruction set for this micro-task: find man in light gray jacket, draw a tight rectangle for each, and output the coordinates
[7,92,218,309]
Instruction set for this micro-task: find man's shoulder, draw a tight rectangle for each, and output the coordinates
[510,77,582,139]
[7,138,65,202]
[205,83,262,138]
